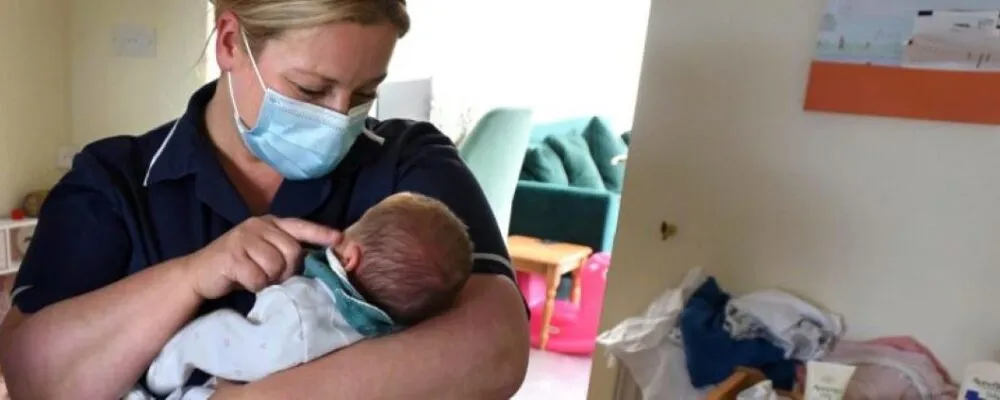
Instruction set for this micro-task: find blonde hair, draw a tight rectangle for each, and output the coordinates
[346,192,473,326]
[210,0,410,54]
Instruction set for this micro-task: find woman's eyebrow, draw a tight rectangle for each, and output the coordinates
[290,68,334,83]
[290,69,388,87]
[365,73,389,86]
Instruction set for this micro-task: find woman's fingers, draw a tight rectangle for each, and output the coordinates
[237,267,269,293]
[227,250,270,292]
[199,216,341,297]
[273,218,343,247]
[258,220,304,282]
[244,238,287,283]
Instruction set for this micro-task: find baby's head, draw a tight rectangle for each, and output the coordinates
[335,192,472,326]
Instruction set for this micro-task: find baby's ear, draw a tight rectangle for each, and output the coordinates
[342,242,363,271]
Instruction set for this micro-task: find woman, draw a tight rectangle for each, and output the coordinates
[0,1,530,399]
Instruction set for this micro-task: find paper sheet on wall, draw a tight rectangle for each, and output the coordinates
[817,0,1000,70]
[805,0,1000,125]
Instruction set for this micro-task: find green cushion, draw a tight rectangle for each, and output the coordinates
[528,118,592,145]
[622,131,632,146]
[520,145,569,185]
[544,133,605,190]
[581,118,629,192]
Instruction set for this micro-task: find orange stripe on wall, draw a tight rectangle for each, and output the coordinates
[803,61,1000,125]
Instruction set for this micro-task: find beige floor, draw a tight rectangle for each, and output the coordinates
[512,350,594,400]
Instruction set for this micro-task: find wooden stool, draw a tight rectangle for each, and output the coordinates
[706,367,803,400]
[507,236,592,350]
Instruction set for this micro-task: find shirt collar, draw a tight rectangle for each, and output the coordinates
[143,81,217,187]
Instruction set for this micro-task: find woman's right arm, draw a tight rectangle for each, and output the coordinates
[0,150,206,399]
[0,150,340,400]
[0,258,203,400]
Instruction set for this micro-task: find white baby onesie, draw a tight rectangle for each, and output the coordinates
[144,249,396,398]
[123,380,215,400]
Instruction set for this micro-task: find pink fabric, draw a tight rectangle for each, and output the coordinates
[866,336,953,383]
[515,271,547,308]
[818,337,957,400]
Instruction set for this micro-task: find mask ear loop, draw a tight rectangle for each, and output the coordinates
[356,101,384,145]
[228,28,269,131]
[362,127,385,145]
[239,29,267,90]
[227,76,250,132]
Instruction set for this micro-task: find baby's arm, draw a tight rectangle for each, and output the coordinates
[146,279,316,396]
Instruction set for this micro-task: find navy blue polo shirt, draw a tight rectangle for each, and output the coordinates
[11,81,515,341]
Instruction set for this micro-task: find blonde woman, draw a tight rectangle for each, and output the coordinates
[0,1,529,399]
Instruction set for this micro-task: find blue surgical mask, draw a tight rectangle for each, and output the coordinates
[228,31,373,180]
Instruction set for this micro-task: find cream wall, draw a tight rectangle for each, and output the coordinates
[0,0,210,210]
[589,0,1000,397]
[70,0,211,146]
[0,0,72,210]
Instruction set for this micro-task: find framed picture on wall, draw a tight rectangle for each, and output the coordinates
[804,0,1000,125]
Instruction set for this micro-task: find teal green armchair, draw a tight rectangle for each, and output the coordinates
[458,108,534,238]
[509,116,628,252]
[509,181,620,251]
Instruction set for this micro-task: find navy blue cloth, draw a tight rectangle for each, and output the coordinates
[679,278,796,390]
[11,81,517,396]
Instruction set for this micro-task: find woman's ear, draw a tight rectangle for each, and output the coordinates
[214,11,243,73]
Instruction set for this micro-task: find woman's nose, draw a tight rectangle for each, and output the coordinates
[326,90,353,114]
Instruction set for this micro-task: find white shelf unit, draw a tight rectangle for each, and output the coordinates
[0,218,37,276]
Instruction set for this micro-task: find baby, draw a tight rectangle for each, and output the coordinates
[143,192,473,399]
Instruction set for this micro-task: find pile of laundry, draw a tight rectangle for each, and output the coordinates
[597,268,958,400]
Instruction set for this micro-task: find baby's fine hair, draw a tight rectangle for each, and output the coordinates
[345,192,473,326]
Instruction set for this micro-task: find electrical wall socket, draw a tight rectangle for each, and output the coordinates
[112,24,157,58]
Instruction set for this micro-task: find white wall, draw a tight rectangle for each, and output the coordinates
[70,0,211,146]
[0,0,209,210]
[389,0,649,137]
[0,0,72,210]
[589,0,1000,397]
